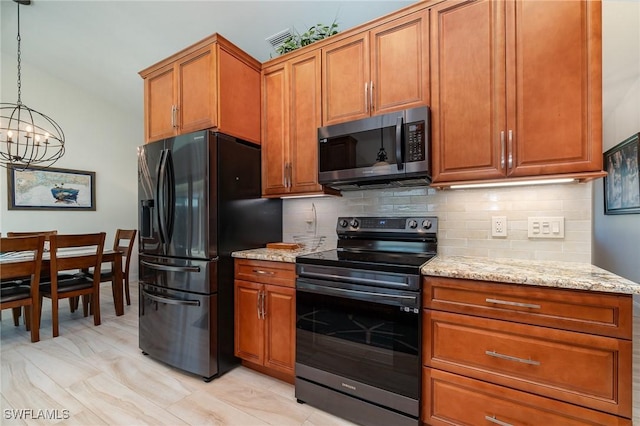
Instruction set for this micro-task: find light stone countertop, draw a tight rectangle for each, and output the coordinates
[231,247,317,263]
[422,255,640,295]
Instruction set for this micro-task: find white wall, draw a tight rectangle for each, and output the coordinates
[284,183,593,263]
[592,0,640,284]
[0,56,142,278]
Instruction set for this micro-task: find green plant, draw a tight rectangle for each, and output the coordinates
[276,21,339,55]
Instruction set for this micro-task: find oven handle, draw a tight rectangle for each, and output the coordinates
[297,280,419,309]
[298,270,414,289]
[141,288,201,306]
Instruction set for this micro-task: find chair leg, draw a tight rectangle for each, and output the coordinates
[12,307,21,326]
[92,289,101,326]
[24,306,31,331]
[52,296,59,338]
[82,295,90,317]
[124,276,131,306]
[31,298,40,343]
[69,297,79,313]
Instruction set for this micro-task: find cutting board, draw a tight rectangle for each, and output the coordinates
[266,242,301,250]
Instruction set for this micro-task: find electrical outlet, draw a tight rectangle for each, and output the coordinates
[528,216,564,239]
[491,216,507,237]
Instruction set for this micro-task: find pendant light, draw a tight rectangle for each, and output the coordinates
[0,0,65,170]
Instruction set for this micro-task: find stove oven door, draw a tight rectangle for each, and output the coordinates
[295,278,421,417]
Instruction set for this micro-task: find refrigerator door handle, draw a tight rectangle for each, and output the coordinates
[165,149,176,243]
[141,288,201,306]
[141,259,203,273]
[157,149,167,244]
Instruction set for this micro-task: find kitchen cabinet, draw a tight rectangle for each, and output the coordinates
[421,276,633,425]
[140,34,261,144]
[234,259,296,382]
[429,0,604,186]
[262,51,337,197]
[322,9,429,125]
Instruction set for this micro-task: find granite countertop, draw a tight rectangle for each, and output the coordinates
[422,255,640,295]
[232,247,316,263]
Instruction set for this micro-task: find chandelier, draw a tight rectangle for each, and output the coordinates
[0,0,65,170]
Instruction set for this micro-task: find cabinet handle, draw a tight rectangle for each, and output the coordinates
[485,350,540,366]
[288,162,293,188]
[485,415,513,426]
[370,81,374,112]
[500,131,505,169]
[171,105,175,128]
[283,163,289,188]
[252,269,275,276]
[256,290,262,319]
[508,130,513,169]
[364,82,369,113]
[261,291,266,319]
[485,298,540,310]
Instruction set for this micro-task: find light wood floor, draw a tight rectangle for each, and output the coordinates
[0,282,356,426]
[1,284,638,425]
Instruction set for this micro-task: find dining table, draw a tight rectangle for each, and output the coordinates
[0,248,125,316]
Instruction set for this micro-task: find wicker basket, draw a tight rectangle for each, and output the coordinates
[292,235,326,251]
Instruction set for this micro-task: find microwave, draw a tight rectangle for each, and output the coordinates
[318,106,430,190]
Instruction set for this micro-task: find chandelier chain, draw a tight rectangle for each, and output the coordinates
[16,3,22,104]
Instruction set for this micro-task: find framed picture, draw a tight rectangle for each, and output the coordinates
[7,166,96,211]
[603,132,640,215]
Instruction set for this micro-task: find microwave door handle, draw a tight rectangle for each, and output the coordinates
[395,116,404,170]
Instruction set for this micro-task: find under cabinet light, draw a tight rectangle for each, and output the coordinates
[449,178,577,190]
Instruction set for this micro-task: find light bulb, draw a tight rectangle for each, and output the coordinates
[7,130,13,141]
[25,125,33,133]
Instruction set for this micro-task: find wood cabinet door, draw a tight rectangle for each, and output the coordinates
[289,51,323,194]
[430,0,507,183]
[371,9,429,116]
[218,47,261,144]
[177,45,216,135]
[144,64,176,143]
[508,0,602,176]
[234,280,264,364]
[262,63,289,196]
[322,33,370,125]
[264,284,296,375]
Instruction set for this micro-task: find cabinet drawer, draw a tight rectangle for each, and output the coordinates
[234,259,295,287]
[422,368,631,425]
[423,310,632,417]
[423,277,632,339]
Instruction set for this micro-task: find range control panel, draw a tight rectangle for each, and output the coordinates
[337,216,438,234]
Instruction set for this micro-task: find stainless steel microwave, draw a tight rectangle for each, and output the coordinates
[318,106,430,190]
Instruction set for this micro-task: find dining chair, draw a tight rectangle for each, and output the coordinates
[87,229,137,307]
[0,235,46,342]
[39,233,106,338]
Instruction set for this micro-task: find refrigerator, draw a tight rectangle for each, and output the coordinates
[137,130,282,381]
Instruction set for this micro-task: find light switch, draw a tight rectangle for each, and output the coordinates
[528,216,564,239]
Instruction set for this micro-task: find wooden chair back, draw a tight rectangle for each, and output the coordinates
[45,232,106,337]
[0,235,46,342]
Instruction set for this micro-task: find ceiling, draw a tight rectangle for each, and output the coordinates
[0,0,415,118]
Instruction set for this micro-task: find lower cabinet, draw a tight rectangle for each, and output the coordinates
[422,276,633,425]
[234,259,296,382]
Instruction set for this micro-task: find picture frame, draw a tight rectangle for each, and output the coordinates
[7,165,96,211]
[603,132,640,215]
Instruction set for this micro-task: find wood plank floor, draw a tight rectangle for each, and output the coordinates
[1,283,638,425]
[0,282,355,426]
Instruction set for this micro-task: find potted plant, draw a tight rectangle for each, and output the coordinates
[276,21,339,55]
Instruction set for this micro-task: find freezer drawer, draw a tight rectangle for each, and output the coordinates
[139,254,217,294]
[139,283,217,379]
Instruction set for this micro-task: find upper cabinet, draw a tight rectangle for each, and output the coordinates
[140,34,261,144]
[262,51,336,197]
[322,10,430,126]
[430,0,604,185]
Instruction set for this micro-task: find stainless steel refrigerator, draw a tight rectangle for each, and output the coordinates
[137,130,282,381]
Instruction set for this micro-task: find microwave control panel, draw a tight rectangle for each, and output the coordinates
[406,122,425,162]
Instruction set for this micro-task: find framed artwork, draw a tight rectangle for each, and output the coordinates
[7,166,96,211]
[603,132,640,215]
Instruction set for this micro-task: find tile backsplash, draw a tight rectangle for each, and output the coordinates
[283,182,593,263]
